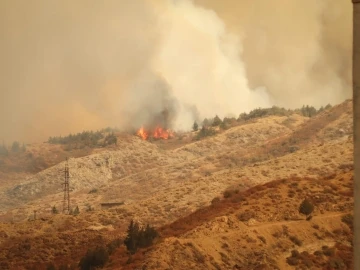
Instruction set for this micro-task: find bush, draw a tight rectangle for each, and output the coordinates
[46,263,56,270]
[107,238,121,255]
[192,121,199,131]
[103,133,117,146]
[79,246,109,270]
[237,211,256,222]
[211,197,221,205]
[289,235,303,246]
[286,257,298,266]
[223,190,232,198]
[299,199,314,218]
[341,214,353,230]
[195,127,217,140]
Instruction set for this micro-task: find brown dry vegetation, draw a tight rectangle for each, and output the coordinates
[0,100,354,269]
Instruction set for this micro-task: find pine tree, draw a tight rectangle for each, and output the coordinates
[52,206,58,214]
[124,220,140,254]
[192,121,199,131]
[212,115,222,126]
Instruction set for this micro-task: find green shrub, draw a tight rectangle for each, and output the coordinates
[195,127,217,140]
[79,246,109,270]
[289,235,303,246]
[299,199,314,218]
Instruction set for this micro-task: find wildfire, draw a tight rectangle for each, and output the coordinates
[137,127,149,140]
[137,126,174,140]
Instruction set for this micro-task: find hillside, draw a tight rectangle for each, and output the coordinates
[0,99,354,269]
[138,171,353,270]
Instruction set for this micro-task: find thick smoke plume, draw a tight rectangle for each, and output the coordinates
[0,0,352,142]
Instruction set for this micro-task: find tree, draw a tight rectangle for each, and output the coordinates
[21,143,26,152]
[73,206,80,215]
[299,199,314,219]
[192,121,199,131]
[52,206,58,214]
[11,141,20,152]
[79,246,109,270]
[124,220,140,254]
[0,143,8,156]
[202,118,210,127]
[212,115,222,126]
[104,133,117,146]
[124,220,158,254]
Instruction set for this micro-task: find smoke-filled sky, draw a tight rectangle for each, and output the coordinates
[0,0,352,143]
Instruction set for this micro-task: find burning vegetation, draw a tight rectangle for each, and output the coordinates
[137,126,174,140]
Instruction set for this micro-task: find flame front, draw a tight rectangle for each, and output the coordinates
[137,127,149,140]
[137,126,174,140]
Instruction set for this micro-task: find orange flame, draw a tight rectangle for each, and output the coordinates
[137,127,149,140]
[137,126,174,140]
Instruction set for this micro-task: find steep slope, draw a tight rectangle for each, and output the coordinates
[130,172,353,270]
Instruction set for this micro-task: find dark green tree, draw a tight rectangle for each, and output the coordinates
[52,206,58,214]
[124,220,158,254]
[79,246,109,270]
[104,133,117,146]
[11,141,20,152]
[0,143,8,156]
[299,199,314,219]
[202,118,210,127]
[212,115,222,126]
[73,206,80,215]
[192,121,199,131]
[124,220,140,254]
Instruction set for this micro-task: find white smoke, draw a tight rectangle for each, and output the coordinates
[0,0,352,142]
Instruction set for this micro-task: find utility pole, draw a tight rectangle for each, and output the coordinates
[62,158,70,214]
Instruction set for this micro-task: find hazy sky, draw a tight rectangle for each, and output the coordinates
[0,0,352,143]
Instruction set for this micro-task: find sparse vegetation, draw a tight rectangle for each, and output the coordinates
[48,128,119,149]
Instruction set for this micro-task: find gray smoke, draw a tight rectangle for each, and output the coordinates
[0,0,352,142]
